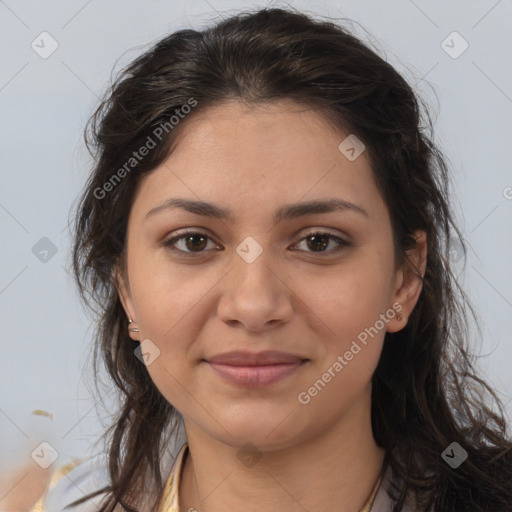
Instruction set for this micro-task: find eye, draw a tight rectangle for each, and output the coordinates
[161,229,350,256]
[162,229,220,254]
[292,230,350,254]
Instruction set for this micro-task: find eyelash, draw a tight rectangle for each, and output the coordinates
[161,229,350,256]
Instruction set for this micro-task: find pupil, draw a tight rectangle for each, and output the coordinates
[308,234,328,251]
[186,234,207,251]
[184,234,329,252]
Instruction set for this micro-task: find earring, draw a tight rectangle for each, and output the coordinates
[396,312,404,322]
[128,318,139,333]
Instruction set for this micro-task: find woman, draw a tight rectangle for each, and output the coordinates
[35,6,512,512]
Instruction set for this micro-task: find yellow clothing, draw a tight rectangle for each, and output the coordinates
[32,443,382,512]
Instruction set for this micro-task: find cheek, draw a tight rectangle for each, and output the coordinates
[297,263,392,340]
[128,248,216,339]
[294,259,391,385]
[126,254,224,403]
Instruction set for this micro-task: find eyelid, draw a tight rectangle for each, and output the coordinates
[161,228,220,254]
[161,227,351,256]
[292,229,350,254]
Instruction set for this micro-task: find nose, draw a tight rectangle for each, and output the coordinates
[216,245,294,332]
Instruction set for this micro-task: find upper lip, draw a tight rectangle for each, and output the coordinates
[207,350,307,366]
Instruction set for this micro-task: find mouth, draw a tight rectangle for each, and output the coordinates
[203,350,310,388]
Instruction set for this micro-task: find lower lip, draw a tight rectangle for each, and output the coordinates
[207,361,307,388]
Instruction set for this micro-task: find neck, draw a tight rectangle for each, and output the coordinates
[178,387,386,512]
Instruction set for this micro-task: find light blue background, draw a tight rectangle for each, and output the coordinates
[1,0,511,470]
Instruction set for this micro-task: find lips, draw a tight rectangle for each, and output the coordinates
[204,350,309,388]
[207,350,306,366]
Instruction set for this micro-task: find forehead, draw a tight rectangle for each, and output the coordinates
[129,99,386,225]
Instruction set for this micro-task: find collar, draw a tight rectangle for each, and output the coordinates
[159,443,384,512]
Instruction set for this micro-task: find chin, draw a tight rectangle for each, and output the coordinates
[209,410,310,450]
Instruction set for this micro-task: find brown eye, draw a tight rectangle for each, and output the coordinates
[305,233,330,252]
[294,231,350,254]
[183,233,208,251]
[163,231,217,254]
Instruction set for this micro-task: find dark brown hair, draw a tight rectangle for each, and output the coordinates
[70,7,512,512]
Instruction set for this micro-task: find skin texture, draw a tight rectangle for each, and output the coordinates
[116,99,427,512]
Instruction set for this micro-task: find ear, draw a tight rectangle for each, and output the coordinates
[386,230,427,333]
[113,265,139,341]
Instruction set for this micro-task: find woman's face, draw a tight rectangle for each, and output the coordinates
[117,99,425,450]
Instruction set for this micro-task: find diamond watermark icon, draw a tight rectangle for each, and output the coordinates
[236,236,263,264]
[441,441,468,469]
[134,339,161,366]
[31,32,59,59]
[31,441,59,469]
[441,31,468,59]
[338,134,365,161]
[237,442,262,468]
[32,237,58,263]
[449,236,466,278]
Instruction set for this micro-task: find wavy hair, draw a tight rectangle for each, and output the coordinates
[70,7,512,512]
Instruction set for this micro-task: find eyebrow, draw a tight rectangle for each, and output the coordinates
[144,197,369,223]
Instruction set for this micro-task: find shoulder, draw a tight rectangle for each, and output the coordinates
[31,454,110,512]
[31,437,187,512]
